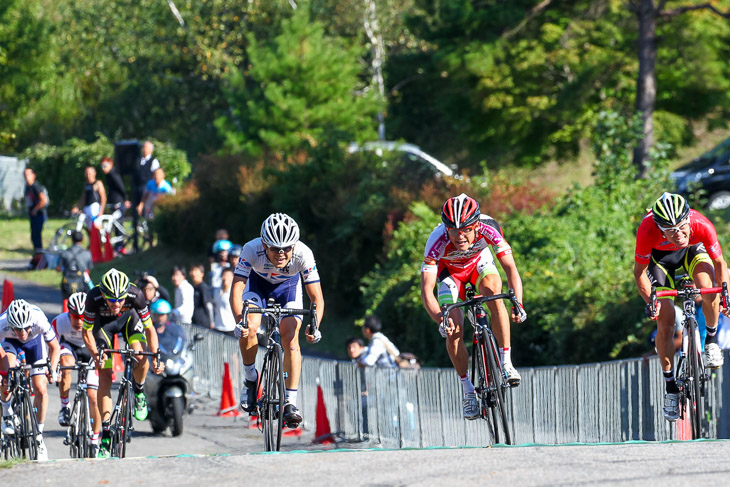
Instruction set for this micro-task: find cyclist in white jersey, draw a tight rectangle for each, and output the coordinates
[0,299,61,460]
[52,292,101,451]
[230,213,324,428]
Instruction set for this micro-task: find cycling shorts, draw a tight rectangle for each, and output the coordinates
[2,335,48,376]
[242,272,303,321]
[647,243,713,298]
[93,310,147,369]
[436,248,499,306]
[60,341,99,388]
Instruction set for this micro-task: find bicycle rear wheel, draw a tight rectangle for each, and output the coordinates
[484,333,513,445]
[261,343,285,452]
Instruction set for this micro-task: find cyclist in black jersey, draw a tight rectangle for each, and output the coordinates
[81,268,163,458]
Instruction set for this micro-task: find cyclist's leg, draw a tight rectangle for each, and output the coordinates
[687,244,723,366]
[93,328,115,423]
[76,346,101,437]
[0,343,17,432]
[22,336,49,430]
[437,272,468,375]
[58,344,76,425]
[239,275,267,371]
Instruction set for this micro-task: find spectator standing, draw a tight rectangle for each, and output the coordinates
[189,264,214,329]
[72,166,107,228]
[137,167,173,220]
[229,244,242,268]
[170,266,194,324]
[213,267,236,335]
[136,274,171,306]
[57,230,93,300]
[100,157,129,218]
[131,141,160,252]
[358,315,399,368]
[23,167,49,255]
[209,239,232,288]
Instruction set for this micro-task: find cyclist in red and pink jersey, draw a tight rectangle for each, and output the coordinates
[634,192,730,422]
[420,193,526,420]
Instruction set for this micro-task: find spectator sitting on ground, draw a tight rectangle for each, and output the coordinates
[346,337,367,363]
[170,266,194,324]
[150,299,186,356]
[189,264,214,329]
[358,315,399,368]
[213,267,236,335]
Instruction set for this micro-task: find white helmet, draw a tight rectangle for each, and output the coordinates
[67,292,87,315]
[260,213,300,248]
[7,299,33,329]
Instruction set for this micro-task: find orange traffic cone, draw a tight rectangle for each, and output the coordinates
[283,426,302,437]
[89,228,103,263]
[313,384,335,444]
[103,231,114,262]
[1,279,14,312]
[217,362,241,417]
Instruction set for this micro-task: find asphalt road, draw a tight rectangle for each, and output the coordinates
[4,268,730,486]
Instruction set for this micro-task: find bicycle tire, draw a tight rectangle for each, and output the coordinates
[20,391,38,460]
[484,332,513,445]
[79,392,90,458]
[472,336,498,444]
[261,343,285,452]
[50,223,76,252]
[68,394,82,458]
[111,385,128,458]
[687,319,704,439]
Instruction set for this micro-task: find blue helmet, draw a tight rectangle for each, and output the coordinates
[213,239,233,253]
[150,299,172,315]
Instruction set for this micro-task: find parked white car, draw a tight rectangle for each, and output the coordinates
[347,141,456,178]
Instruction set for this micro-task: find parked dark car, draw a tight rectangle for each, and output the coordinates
[672,138,730,210]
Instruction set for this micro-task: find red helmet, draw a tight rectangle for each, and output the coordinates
[441,193,480,228]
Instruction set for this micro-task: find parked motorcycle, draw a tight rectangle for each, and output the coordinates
[145,332,204,436]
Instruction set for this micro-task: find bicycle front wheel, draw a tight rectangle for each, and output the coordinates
[484,333,513,445]
[261,343,285,452]
[20,392,39,460]
[687,319,705,439]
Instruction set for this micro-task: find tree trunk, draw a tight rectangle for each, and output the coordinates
[633,0,658,178]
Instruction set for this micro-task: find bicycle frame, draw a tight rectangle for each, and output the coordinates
[653,282,728,439]
[4,363,46,460]
[60,362,95,458]
[240,300,317,451]
[441,289,522,445]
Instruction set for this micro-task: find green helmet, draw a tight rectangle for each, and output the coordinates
[99,268,130,300]
[652,192,690,227]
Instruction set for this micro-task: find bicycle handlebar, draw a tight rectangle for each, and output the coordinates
[239,301,318,334]
[650,282,729,316]
[440,289,525,324]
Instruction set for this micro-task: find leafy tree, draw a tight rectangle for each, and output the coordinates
[216,0,382,158]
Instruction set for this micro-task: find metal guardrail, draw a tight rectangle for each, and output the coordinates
[181,324,728,446]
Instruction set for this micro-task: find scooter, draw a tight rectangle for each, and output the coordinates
[145,333,204,436]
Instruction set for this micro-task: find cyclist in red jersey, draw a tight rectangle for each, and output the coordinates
[420,193,526,420]
[634,192,730,421]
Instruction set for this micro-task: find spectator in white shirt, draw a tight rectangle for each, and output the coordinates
[170,266,194,324]
[358,315,399,368]
[213,268,236,335]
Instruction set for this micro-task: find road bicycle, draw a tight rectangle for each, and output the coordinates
[99,347,160,458]
[650,281,728,439]
[441,288,525,445]
[240,300,318,452]
[2,362,50,460]
[49,210,152,255]
[60,361,96,458]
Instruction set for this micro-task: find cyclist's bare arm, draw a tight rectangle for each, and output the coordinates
[496,253,523,303]
[82,328,104,369]
[304,282,324,342]
[47,337,61,382]
[229,275,249,323]
[420,270,441,324]
[144,325,164,373]
[96,181,107,216]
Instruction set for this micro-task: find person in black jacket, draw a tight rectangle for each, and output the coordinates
[100,157,129,217]
[131,141,160,252]
[23,167,48,253]
[189,264,213,329]
[57,231,93,300]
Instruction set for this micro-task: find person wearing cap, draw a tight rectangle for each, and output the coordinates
[137,273,171,306]
[150,300,185,355]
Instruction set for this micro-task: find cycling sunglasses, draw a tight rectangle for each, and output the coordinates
[13,326,32,334]
[69,312,82,319]
[103,295,127,303]
[267,245,293,254]
[658,221,689,235]
[447,225,476,236]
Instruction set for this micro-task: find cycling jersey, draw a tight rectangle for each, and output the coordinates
[234,238,320,285]
[635,210,722,265]
[0,305,56,344]
[83,284,152,331]
[52,312,85,348]
[421,214,512,274]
